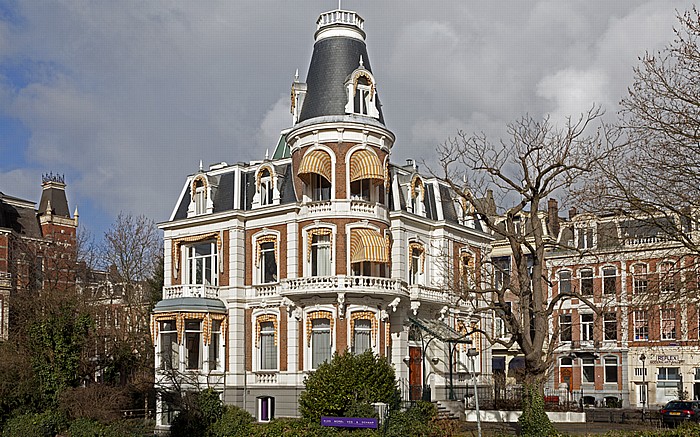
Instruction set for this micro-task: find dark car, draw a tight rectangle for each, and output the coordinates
[660,400,700,426]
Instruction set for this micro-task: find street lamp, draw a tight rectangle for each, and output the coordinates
[640,353,647,420]
[467,348,481,437]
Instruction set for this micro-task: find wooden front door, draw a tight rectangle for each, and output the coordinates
[409,346,422,400]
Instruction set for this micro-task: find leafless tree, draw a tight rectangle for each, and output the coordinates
[585,8,700,258]
[435,107,615,392]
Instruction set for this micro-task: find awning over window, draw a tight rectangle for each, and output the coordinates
[349,149,383,182]
[350,228,389,263]
[298,149,332,182]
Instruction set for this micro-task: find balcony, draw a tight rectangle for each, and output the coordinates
[282,275,405,297]
[254,372,278,384]
[248,283,281,298]
[302,199,388,222]
[163,284,220,300]
[409,284,456,305]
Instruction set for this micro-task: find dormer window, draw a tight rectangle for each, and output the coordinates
[345,67,379,118]
[188,174,213,217]
[410,176,425,216]
[260,169,273,206]
[254,165,280,208]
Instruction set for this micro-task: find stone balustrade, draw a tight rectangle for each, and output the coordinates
[162,284,220,300]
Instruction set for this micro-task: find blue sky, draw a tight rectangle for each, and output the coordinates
[0,1,694,240]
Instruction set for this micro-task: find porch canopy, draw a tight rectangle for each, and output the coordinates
[408,316,473,345]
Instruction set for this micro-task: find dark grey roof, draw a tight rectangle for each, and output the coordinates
[277,163,298,204]
[153,297,226,313]
[620,218,671,239]
[173,185,191,221]
[597,221,619,248]
[298,36,384,124]
[0,198,41,237]
[38,186,70,217]
[212,172,235,213]
[424,183,438,220]
[440,185,458,224]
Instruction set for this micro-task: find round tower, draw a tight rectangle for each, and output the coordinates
[288,7,395,280]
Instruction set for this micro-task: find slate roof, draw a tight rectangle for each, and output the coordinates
[298,36,384,124]
[0,193,42,237]
[38,186,70,217]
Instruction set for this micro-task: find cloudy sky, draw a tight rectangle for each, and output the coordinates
[0,1,694,238]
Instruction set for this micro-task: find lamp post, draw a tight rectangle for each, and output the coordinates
[467,348,481,437]
[640,353,647,421]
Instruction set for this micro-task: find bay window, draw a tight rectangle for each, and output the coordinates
[160,320,179,370]
[209,320,222,371]
[185,320,202,370]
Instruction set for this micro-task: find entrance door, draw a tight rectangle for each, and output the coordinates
[408,346,422,400]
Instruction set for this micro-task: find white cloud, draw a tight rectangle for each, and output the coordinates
[537,68,610,126]
[255,95,291,156]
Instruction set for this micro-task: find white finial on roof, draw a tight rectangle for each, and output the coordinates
[265,149,269,160]
[338,0,342,9]
[359,55,364,67]
[199,160,203,171]
[294,68,299,82]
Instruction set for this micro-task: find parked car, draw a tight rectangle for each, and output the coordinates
[660,400,700,426]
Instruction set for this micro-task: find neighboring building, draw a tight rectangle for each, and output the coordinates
[152,7,492,427]
[0,174,79,341]
[548,210,700,408]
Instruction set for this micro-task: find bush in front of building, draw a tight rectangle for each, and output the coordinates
[298,350,400,422]
[382,401,438,437]
[210,405,254,437]
[169,388,225,437]
[1,409,67,437]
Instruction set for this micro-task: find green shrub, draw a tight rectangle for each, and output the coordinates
[383,401,437,437]
[67,418,104,436]
[2,410,68,437]
[299,350,400,421]
[169,389,224,437]
[211,405,254,437]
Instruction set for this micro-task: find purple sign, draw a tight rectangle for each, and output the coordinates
[321,416,378,429]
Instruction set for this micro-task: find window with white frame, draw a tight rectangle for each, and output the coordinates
[209,320,223,371]
[494,257,510,289]
[350,179,371,202]
[560,314,572,342]
[558,270,571,294]
[582,357,595,383]
[634,310,649,340]
[580,268,593,296]
[353,319,372,354]
[311,317,332,369]
[353,76,371,115]
[311,174,331,201]
[259,168,274,206]
[259,321,277,370]
[603,267,617,295]
[187,242,218,286]
[310,232,332,277]
[185,320,202,370]
[494,302,511,339]
[194,179,206,215]
[661,308,676,340]
[604,313,617,341]
[632,264,648,294]
[581,314,594,342]
[409,244,424,285]
[659,262,676,293]
[160,320,179,370]
[257,238,278,284]
[604,356,618,383]
[577,227,594,249]
[658,367,681,389]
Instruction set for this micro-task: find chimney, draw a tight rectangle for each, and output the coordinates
[547,198,560,237]
[568,207,577,220]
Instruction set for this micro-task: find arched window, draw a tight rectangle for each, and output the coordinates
[298,149,333,202]
[408,243,425,285]
[259,169,274,206]
[344,67,379,118]
[194,179,206,215]
[410,176,425,216]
